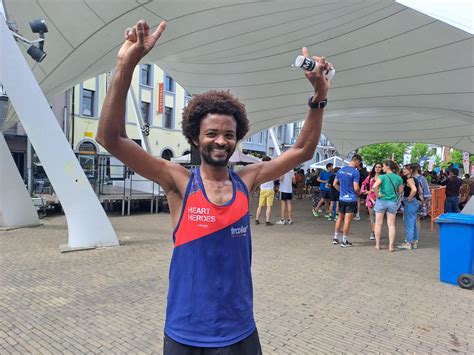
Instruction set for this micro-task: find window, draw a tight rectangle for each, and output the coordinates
[258,132,264,144]
[82,89,94,116]
[164,75,174,92]
[163,106,173,129]
[277,125,283,139]
[246,136,252,143]
[140,64,152,86]
[141,101,150,125]
[294,121,303,140]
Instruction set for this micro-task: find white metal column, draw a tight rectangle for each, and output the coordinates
[268,127,282,156]
[0,19,118,248]
[0,133,39,228]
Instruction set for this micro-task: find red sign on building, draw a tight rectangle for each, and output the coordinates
[157,83,164,113]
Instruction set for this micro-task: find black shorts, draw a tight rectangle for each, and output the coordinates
[280,192,293,200]
[321,190,330,199]
[164,330,262,355]
[338,201,358,214]
[329,190,339,202]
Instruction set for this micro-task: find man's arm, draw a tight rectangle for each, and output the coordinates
[239,47,331,192]
[96,20,189,195]
[334,178,340,192]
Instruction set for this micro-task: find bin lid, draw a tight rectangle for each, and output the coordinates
[436,213,474,225]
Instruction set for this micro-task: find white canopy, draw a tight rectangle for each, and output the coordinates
[310,156,350,170]
[2,0,473,155]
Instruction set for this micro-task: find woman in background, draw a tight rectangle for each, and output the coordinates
[361,163,383,240]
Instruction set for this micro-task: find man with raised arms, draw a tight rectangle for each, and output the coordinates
[97,19,332,354]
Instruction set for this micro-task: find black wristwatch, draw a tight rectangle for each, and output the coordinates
[308,96,328,109]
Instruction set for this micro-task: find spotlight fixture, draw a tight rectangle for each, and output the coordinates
[8,19,48,63]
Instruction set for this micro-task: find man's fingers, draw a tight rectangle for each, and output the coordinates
[301,46,308,57]
[125,27,137,42]
[137,21,145,45]
[150,21,167,42]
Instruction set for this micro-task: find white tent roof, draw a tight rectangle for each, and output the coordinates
[310,156,350,169]
[2,0,473,155]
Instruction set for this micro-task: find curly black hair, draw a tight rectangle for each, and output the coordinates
[181,90,249,147]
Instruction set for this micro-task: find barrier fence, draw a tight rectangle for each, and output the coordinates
[430,186,446,231]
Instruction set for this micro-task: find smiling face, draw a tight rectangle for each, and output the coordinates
[196,113,237,167]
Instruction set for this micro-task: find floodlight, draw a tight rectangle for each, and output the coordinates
[27,44,47,63]
[29,19,48,34]
[8,19,48,63]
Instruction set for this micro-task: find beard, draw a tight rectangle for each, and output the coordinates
[200,144,234,167]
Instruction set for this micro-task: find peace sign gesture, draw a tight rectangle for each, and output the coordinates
[117,20,166,66]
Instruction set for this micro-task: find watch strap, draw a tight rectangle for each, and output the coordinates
[308,96,327,109]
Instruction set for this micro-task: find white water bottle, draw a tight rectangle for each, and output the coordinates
[294,55,335,80]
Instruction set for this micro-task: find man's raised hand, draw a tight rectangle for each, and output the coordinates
[301,47,332,101]
[117,20,166,66]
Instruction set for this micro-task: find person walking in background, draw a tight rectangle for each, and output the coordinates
[441,168,463,213]
[372,160,404,251]
[276,170,295,225]
[255,156,274,226]
[333,155,362,247]
[361,163,383,241]
[326,167,340,221]
[398,164,422,250]
[355,163,368,221]
[413,163,431,219]
[295,169,306,199]
[313,163,333,217]
[305,169,312,197]
[311,168,322,217]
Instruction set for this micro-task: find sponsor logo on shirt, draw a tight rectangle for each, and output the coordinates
[230,225,248,237]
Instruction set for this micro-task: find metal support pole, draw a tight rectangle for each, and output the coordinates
[268,127,282,156]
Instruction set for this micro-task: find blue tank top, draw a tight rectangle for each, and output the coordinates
[165,167,256,347]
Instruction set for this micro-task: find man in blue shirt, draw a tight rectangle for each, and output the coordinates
[333,154,362,247]
[313,163,334,217]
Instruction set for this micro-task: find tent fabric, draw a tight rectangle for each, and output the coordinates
[229,150,260,165]
[2,0,473,155]
[310,156,350,169]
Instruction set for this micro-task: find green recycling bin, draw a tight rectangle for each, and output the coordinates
[436,213,474,288]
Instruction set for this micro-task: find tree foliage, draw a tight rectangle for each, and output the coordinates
[449,149,463,164]
[410,143,434,164]
[358,143,408,165]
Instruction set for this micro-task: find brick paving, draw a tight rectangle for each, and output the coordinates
[1,197,473,354]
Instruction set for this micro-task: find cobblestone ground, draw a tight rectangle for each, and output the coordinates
[1,197,473,354]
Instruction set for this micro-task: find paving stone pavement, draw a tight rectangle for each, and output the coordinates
[1,197,473,354]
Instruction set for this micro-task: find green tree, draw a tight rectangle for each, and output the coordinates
[358,143,408,165]
[410,143,434,164]
[449,149,463,164]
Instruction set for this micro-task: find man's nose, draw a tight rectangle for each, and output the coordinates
[215,135,226,145]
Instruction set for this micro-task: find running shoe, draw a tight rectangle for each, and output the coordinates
[255,220,260,225]
[324,212,331,218]
[286,219,293,225]
[412,241,418,249]
[397,242,412,250]
[332,238,339,245]
[276,220,286,225]
[369,232,375,241]
[265,221,273,226]
[340,240,352,248]
[312,209,319,217]
[354,215,361,221]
